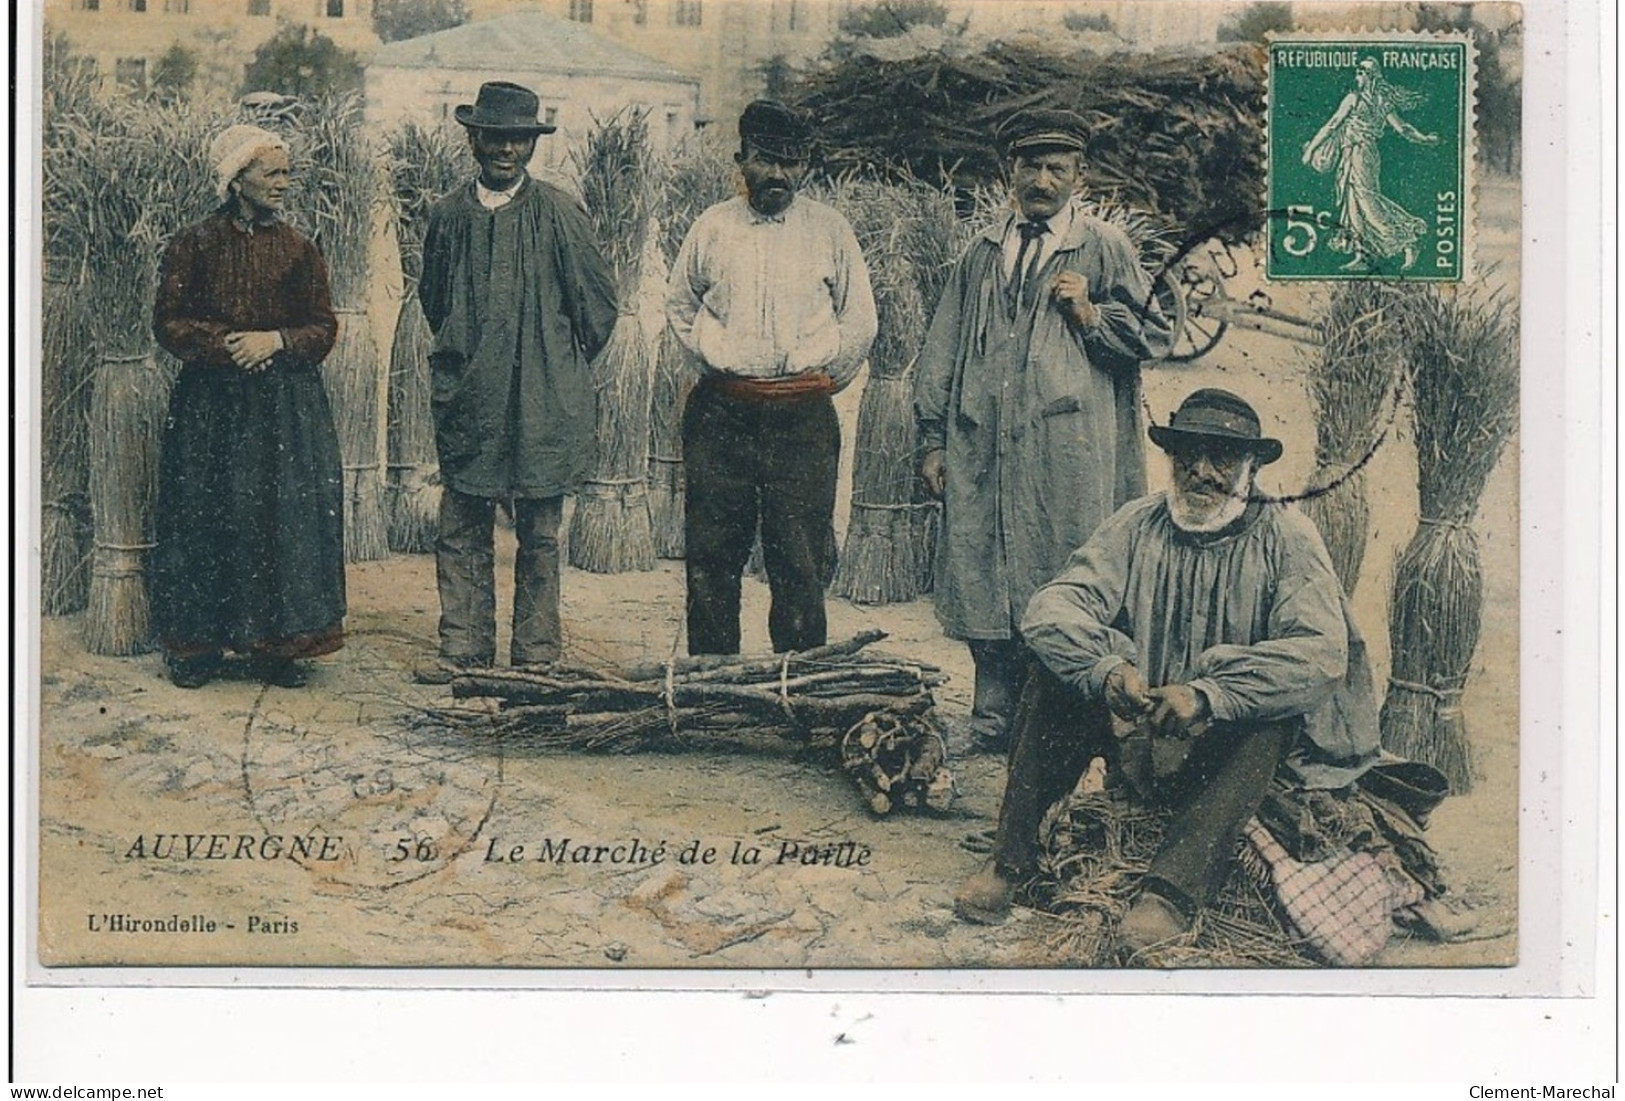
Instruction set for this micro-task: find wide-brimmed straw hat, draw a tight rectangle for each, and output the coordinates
[1148,388,1283,465]
[454,81,555,135]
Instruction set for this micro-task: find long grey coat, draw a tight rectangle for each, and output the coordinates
[914,205,1174,640]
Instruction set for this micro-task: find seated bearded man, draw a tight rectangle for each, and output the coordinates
[953,388,1381,950]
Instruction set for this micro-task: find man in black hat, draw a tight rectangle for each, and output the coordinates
[953,388,1381,950]
[666,99,877,655]
[415,81,618,683]
[914,108,1175,754]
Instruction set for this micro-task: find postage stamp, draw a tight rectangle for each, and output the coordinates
[1267,31,1476,281]
[25,0,1530,983]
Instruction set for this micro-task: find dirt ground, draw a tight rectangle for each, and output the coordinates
[32,178,1521,974]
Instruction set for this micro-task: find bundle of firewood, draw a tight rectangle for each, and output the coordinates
[429,631,946,755]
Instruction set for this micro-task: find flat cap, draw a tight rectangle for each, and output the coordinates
[998,107,1089,156]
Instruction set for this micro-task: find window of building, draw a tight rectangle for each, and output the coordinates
[543,106,559,126]
[567,0,593,22]
[77,0,100,11]
[114,56,147,88]
[325,0,344,17]
[628,0,647,25]
[127,0,147,11]
[673,0,701,27]
[782,0,805,31]
[163,0,190,12]
[247,0,270,12]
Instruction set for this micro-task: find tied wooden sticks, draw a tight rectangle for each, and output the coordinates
[429,630,945,753]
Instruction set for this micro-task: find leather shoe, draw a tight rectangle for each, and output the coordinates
[166,652,221,690]
[251,656,309,689]
[1119,889,1191,952]
[412,655,489,685]
[953,861,1015,925]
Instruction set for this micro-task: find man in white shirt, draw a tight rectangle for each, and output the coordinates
[667,100,878,655]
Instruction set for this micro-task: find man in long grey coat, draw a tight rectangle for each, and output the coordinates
[914,109,1174,750]
[415,82,618,682]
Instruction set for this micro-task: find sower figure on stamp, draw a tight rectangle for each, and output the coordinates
[953,389,1382,950]
[666,100,877,655]
[914,109,1174,753]
[415,82,619,683]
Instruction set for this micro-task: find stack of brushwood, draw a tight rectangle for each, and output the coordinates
[647,142,736,558]
[1381,288,1519,793]
[424,631,952,811]
[789,42,1267,243]
[384,121,470,553]
[49,86,221,653]
[289,94,389,563]
[1299,282,1416,594]
[569,109,661,573]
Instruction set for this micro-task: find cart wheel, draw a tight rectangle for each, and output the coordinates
[1157,266,1229,363]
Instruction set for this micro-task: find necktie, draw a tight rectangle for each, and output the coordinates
[1010,220,1048,314]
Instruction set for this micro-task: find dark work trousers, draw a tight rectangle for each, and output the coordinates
[968,637,1028,744]
[435,489,564,666]
[682,380,840,655]
[992,663,1292,913]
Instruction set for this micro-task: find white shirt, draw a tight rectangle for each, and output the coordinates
[476,175,525,210]
[1000,200,1077,281]
[666,195,878,390]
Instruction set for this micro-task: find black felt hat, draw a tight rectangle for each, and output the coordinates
[998,108,1089,157]
[739,99,812,160]
[455,81,555,135]
[1148,388,1283,465]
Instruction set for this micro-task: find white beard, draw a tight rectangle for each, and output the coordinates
[1168,464,1253,533]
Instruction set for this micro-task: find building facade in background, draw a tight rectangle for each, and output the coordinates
[43,0,380,95]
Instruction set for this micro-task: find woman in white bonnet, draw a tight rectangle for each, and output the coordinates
[149,122,347,688]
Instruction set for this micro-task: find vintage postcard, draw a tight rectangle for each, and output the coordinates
[27,0,1537,981]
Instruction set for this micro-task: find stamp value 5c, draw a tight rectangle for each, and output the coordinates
[1267,32,1476,281]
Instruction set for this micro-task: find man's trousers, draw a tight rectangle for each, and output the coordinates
[992,662,1292,913]
[682,379,840,655]
[435,488,564,666]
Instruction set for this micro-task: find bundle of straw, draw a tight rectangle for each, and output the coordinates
[293,94,388,563]
[648,142,736,558]
[56,94,219,653]
[1298,283,1414,594]
[568,110,660,574]
[40,276,96,615]
[1380,289,1519,792]
[39,34,101,615]
[384,121,470,552]
[825,175,937,605]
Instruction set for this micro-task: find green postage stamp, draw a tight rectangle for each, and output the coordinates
[1268,32,1476,281]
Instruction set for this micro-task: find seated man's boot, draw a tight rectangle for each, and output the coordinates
[954,861,1015,925]
[1118,888,1191,952]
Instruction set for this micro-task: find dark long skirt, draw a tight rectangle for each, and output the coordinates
[151,363,347,658]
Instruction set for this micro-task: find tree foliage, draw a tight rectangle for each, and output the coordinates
[1414,3,1521,173]
[373,0,469,43]
[838,0,949,39]
[240,22,364,99]
[151,41,199,100]
[1216,2,1293,43]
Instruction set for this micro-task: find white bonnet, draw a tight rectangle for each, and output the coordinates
[210,124,289,201]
